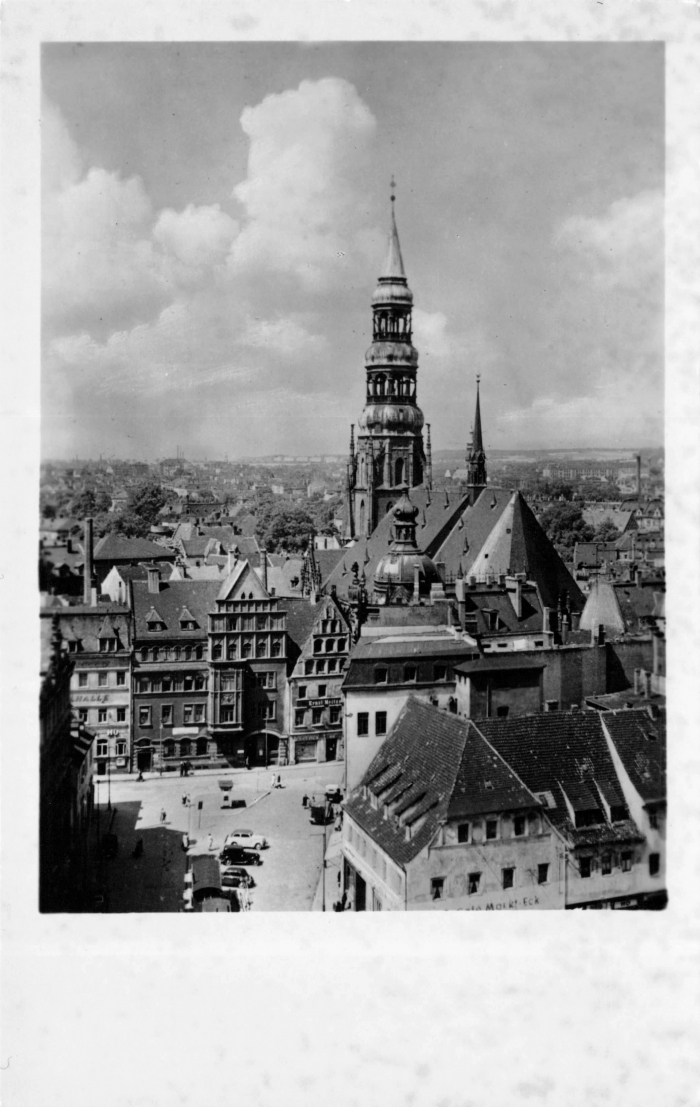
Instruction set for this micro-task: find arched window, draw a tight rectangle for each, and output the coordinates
[394,457,405,486]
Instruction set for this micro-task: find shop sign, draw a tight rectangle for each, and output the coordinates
[73,694,109,704]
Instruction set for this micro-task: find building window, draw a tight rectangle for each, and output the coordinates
[485,819,498,841]
[649,853,660,877]
[457,823,470,844]
[325,639,333,654]
[314,639,322,654]
[312,708,323,725]
[180,739,191,757]
[78,672,88,687]
[357,713,369,737]
[212,642,223,660]
[140,649,149,662]
[305,660,314,676]
[375,712,387,736]
[434,664,447,682]
[648,810,658,829]
[502,867,514,890]
[98,708,107,723]
[184,675,194,691]
[116,741,126,756]
[194,704,206,723]
[404,665,417,683]
[537,863,549,885]
[513,815,526,837]
[316,660,326,674]
[621,852,632,872]
[116,707,126,722]
[78,708,88,723]
[220,706,236,723]
[374,667,388,684]
[139,706,152,727]
[580,857,592,878]
[318,684,327,697]
[259,702,276,722]
[197,737,208,756]
[298,685,307,700]
[430,877,445,901]
[601,854,612,875]
[328,659,337,673]
[98,672,108,687]
[496,705,509,717]
[271,639,282,658]
[242,639,252,658]
[116,671,126,686]
[194,674,206,691]
[96,740,108,757]
[468,872,481,895]
[183,705,194,724]
[163,739,175,758]
[329,706,341,725]
[295,709,305,727]
[256,639,268,658]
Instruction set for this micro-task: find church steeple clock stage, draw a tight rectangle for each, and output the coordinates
[347,181,427,539]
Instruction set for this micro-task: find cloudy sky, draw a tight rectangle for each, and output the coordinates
[41,42,663,460]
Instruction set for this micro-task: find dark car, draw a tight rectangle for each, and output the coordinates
[221,866,256,889]
[219,845,262,867]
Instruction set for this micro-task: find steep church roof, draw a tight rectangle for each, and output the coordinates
[381,201,406,281]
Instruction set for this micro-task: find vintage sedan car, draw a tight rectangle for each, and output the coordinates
[224,829,269,850]
[221,865,256,889]
[219,844,262,867]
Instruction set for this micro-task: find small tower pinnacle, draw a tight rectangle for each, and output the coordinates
[465,375,487,506]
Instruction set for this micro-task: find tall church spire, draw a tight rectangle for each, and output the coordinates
[466,375,487,506]
[348,180,426,538]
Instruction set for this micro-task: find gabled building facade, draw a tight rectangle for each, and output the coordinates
[287,591,352,764]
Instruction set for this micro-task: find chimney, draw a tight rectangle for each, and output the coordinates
[571,611,581,632]
[147,566,160,594]
[455,575,466,631]
[469,575,477,589]
[83,517,94,604]
[633,668,642,695]
[505,575,522,618]
[560,614,569,644]
[597,624,606,645]
[542,605,550,634]
[260,546,268,592]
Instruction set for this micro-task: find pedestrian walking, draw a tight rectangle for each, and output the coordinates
[182,792,187,806]
[302,793,309,808]
[207,832,215,852]
[276,774,282,789]
[160,808,167,824]
[270,772,276,790]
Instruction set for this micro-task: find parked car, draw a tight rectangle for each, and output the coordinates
[224,829,269,850]
[221,865,256,888]
[219,845,262,867]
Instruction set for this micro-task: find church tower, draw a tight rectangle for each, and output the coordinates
[348,182,426,538]
[465,375,487,506]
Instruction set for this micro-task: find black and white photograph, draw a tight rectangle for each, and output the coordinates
[3,5,699,1106]
[39,40,667,916]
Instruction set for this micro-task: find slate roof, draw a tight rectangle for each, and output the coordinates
[455,655,546,674]
[281,597,321,652]
[600,709,666,803]
[459,582,545,636]
[315,548,344,583]
[473,713,644,848]
[93,534,175,562]
[613,582,661,629]
[326,487,583,614]
[579,580,626,636]
[131,580,222,639]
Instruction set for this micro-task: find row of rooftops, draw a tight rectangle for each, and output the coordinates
[345,698,665,868]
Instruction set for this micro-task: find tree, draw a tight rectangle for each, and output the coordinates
[261,505,315,553]
[538,503,594,553]
[42,503,56,520]
[592,519,621,544]
[71,489,98,519]
[126,481,168,528]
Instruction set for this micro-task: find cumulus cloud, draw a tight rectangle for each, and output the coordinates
[228,78,378,289]
[153,203,239,269]
[555,188,662,289]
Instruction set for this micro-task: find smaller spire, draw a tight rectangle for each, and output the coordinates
[472,375,484,455]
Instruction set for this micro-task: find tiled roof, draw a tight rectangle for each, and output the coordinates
[473,713,643,848]
[93,534,175,562]
[449,724,536,819]
[316,548,344,583]
[455,655,546,674]
[345,698,468,865]
[613,582,661,627]
[600,709,666,803]
[131,579,222,639]
[459,582,545,636]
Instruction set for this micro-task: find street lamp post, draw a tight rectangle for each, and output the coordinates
[322,812,328,913]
